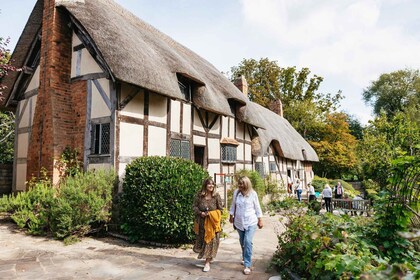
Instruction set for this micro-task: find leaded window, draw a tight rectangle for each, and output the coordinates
[91,123,110,155]
[170,139,190,159]
[221,144,237,163]
[269,161,277,172]
[255,162,264,177]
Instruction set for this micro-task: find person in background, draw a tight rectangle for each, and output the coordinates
[307,182,316,202]
[287,175,293,197]
[229,176,263,275]
[296,179,303,202]
[193,178,223,272]
[334,181,344,199]
[322,184,333,213]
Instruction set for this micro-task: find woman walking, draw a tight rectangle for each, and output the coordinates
[322,183,333,213]
[229,176,263,275]
[193,178,223,272]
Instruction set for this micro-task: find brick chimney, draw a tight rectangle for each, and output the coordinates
[269,99,283,117]
[26,0,75,185]
[233,75,248,97]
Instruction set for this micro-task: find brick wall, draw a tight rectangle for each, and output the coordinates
[27,0,77,183]
[0,164,13,195]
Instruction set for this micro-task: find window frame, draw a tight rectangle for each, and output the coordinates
[221,144,237,163]
[91,122,110,155]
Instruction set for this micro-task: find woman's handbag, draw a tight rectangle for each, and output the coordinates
[232,190,240,230]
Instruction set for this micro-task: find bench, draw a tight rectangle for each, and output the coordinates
[331,198,372,216]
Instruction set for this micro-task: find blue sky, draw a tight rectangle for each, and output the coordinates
[2,0,420,124]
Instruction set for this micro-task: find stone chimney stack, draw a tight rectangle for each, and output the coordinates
[233,75,248,97]
[269,99,284,117]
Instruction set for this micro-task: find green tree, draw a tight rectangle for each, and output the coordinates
[347,113,364,140]
[0,110,14,163]
[0,37,16,163]
[362,69,420,119]
[309,112,357,178]
[230,58,343,139]
[357,112,420,185]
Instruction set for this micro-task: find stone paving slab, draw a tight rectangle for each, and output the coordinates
[0,215,285,280]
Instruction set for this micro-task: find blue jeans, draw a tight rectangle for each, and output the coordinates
[237,224,257,268]
[297,189,302,201]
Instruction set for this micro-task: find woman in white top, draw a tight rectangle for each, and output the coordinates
[307,182,316,202]
[229,176,263,275]
[295,179,303,201]
[322,184,333,213]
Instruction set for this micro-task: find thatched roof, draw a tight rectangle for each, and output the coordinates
[242,102,319,162]
[3,0,318,162]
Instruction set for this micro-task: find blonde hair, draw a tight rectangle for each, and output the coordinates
[237,176,253,196]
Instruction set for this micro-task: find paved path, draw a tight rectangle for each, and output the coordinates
[0,214,285,280]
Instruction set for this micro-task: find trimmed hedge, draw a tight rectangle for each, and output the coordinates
[120,156,208,244]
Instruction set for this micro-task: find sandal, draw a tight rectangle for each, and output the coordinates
[203,263,210,272]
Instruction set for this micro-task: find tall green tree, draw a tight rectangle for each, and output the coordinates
[362,69,420,119]
[357,112,420,185]
[230,58,343,139]
[0,37,17,163]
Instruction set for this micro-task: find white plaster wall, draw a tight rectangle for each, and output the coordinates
[26,66,40,92]
[170,100,180,133]
[72,31,82,46]
[91,78,110,118]
[119,122,143,157]
[221,116,229,138]
[193,135,206,146]
[229,118,235,138]
[148,126,166,156]
[208,138,220,160]
[207,164,219,180]
[193,110,205,133]
[237,143,244,161]
[19,100,30,128]
[208,114,220,135]
[15,164,27,191]
[120,86,144,118]
[236,121,245,140]
[245,125,251,141]
[149,94,167,123]
[245,143,252,161]
[17,133,29,158]
[182,104,191,135]
[80,48,103,75]
[244,163,253,171]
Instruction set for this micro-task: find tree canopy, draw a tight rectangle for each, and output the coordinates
[362,69,420,119]
[230,58,343,139]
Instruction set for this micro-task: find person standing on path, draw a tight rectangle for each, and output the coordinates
[229,176,263,275]
[307,182,316,202]
[334,181,344,199]
[322,184,333,213]
[296,179,303,202]
[193,178,223,272]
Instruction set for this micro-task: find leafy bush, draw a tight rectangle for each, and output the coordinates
[120,156,208,244]
[272,213,383,279]
[0,169,116,243]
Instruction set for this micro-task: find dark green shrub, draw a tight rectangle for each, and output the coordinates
[50,170,116,242]
[120,156,208,244]
[0,169,116,243]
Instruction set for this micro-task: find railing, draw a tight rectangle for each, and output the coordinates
[331,198,373,216]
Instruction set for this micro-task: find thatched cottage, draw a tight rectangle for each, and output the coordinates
[1,0,318,193]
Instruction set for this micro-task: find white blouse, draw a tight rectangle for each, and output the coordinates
[229,189,263,231]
